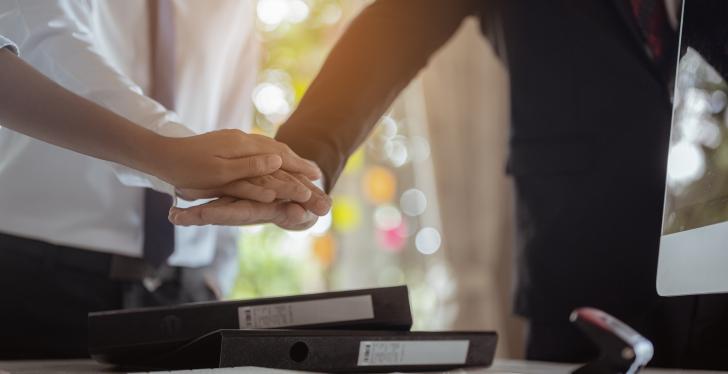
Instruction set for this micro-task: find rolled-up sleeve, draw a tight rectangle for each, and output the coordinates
[0,34,18,55]
[0,0,193,195]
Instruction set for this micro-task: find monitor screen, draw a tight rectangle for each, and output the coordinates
[658,0,728,296]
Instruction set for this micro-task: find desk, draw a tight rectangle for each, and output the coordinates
[0,359,724,374]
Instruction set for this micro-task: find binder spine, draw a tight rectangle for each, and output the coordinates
[88,286,412,359]
[208,331,497,372]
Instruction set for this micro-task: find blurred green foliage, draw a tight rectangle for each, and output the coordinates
[230,227,302,299]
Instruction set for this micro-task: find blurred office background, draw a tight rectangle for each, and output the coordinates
[233,0,524,357]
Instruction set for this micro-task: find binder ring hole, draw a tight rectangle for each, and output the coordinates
[290,341,309,362]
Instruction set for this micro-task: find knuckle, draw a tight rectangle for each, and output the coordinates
[295,184,311,197]
[199,208,217,224]
[280,143,293,153]
[248,157,265,173]
[221,128,243,141]
[260,175,275,185]
[212,163,229,182]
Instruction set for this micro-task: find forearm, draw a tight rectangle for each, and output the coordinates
[0,49,163,175]
[276,0,478,190]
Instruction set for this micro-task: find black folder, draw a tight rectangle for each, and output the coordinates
[89,286,411,363]
[131,329,497,372]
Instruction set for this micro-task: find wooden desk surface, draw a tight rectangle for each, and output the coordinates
[0,359,724,374]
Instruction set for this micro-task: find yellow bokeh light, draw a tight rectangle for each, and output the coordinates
[332,196,362,232]
[362,166,397,204]
[343,148,365,175]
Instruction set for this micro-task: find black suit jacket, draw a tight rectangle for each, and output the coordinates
[277,0,676,322]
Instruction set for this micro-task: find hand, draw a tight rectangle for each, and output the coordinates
[170,172,331,228]
[146,129,322,190]
[169,198,323,230]
[177,170,327,208]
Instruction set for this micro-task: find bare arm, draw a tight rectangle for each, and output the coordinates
[0,49,320,194]
[276,0,480,191]
[0,49,161,175]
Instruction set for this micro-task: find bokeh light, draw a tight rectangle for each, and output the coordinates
[374,205,403,231]
[253,82,291,119]
[710,90,727,113]
[415,227,442,255]
[376,221,408,252]
[409,135,432,163]
[257,0,310,29]
[332,196,362,232]
[343,148,365,175]
[385,137,409,167]
[667,141,705,184]
[312,233,336,267]
[317,2,342,25]
[378,115,398,140]
[363,166,397,204]
[257,0,287,27]
[400,188,428,217]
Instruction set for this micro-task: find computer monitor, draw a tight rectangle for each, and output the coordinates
[657,0,728,296]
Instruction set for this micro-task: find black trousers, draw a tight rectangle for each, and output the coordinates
[525,294,728,370]
[0,233,216,359]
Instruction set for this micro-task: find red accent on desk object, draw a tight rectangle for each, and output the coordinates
[570,307,654,374]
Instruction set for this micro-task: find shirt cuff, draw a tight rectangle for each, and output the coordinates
[0,36,19,56]
[114,166,176,197]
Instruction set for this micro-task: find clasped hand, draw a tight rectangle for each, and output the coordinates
[148,129,331,230]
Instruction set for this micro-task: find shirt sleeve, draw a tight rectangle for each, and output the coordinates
[0,35,18,55]
[0,34,18,55]
[0,0,194,195]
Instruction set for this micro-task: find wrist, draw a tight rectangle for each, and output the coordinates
[129,132,174,179]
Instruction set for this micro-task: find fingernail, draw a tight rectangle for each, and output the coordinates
[266,155,283,169]
[315,199,331,214]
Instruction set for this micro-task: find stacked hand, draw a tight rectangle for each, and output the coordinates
[148,129,330,229]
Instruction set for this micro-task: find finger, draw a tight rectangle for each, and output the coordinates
[220,180,276,203]
[270,170,314,202]
[278,152,322,180]
[260,142,320,180]
[171,199,286,226]
[220,132,319,180]
[274,202,319,231]
[291,174,332,216]
[222,154,282,181]
[169,196,237,226]
[249,171,312,203]
[176,188,220,201]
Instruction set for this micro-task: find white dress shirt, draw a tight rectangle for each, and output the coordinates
[0,1,258,279]
[0,34,17,54]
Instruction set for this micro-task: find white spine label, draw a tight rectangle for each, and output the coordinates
[237,295,374,329]
[357,340,470,366]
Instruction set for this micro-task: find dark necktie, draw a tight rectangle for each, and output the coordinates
[143,0,176,268]
[628,0,677,79]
